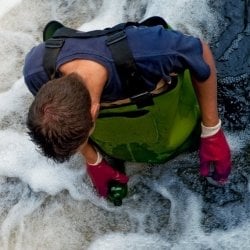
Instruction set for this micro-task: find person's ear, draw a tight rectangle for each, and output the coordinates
[90,103,100,121]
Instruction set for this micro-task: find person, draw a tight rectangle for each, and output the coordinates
[23,19,231,198]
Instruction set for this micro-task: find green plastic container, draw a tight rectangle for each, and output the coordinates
[91,70,200,164]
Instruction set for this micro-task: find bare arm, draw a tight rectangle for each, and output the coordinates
[191,41,219,127]
[193,41,231,184]
[79,141,98,164]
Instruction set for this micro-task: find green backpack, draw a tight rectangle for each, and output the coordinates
[42,17,200,164]
[91,71,200,164]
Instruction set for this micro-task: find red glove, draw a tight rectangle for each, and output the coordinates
[199,121,231,184]
[86,157,129,197]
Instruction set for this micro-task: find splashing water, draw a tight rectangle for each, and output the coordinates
[0,0,249,249]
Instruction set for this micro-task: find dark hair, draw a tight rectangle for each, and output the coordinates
[27,73,93,163]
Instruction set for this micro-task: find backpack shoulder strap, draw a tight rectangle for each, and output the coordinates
[43,16,167,41]
[42,21,137,80]
[43,38,64,79]
[43,17,168,103]
[43,20,137,41]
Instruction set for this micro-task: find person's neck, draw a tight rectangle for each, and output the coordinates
[59,59,108,105]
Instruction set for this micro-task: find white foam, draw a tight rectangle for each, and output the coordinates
[87,220,250,250]
[0,129,87,198]
[0,78,30,122]
[0,0,22,18]
[79,0,128,31]
[88,233,170,250]
[144,0,219,40]
[88,219,250,250]
[0,31,35,92]
[0,188,46,250]
[226,130,249,153]
[79,0,219,41]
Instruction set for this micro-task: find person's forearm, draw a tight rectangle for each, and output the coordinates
[192,41,219,127]
[79,142,98,164]
[190,41,231,185]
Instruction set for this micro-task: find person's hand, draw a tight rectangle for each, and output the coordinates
[199,120,231,185]
[86,157,129,197]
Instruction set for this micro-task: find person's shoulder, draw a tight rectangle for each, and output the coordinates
[23,42,48,95]
[126,24,166,33]
[125,24,188,41]
[24,43,45,65]
[23,42,45,76]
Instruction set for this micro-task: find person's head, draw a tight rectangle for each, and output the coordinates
[27,73,94,163]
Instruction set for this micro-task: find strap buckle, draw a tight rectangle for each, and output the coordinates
[45,38,65,48]
[130,92,154,108]
[106,31,127,46]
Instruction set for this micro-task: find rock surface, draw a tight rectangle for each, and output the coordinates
[209,0,249,130]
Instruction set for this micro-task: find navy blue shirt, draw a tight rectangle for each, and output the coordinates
[23,25,210,101]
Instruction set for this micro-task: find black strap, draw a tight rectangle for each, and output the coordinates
[43,16,168,105]
[43,38,64,79]
[106,30,147,96]
[52,22,131,39]
[43,22,139,82]
[45,16,167,40]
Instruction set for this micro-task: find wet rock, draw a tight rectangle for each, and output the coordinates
[208,0,250,130]
[178,167,247,205]
[178,146,250,232]
[125,181,171,235]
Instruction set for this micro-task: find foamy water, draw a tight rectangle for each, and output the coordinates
[0,0,249,249]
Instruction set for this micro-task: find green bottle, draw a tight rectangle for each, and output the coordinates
[108,181,128,206]
[103,157,128,206]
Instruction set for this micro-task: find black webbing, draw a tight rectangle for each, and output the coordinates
[106,30,147,96]
[43,38,64,79]
[43,16,168,100]
[52,22,134,39]
[43,22,136,81]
